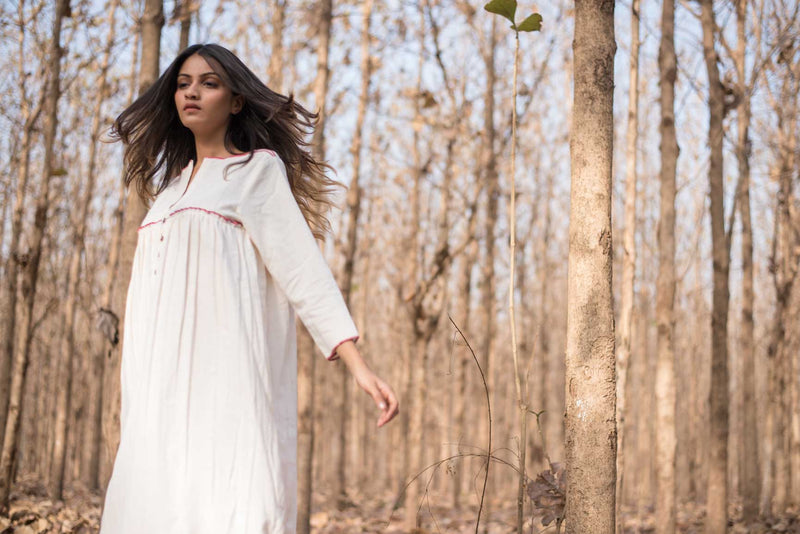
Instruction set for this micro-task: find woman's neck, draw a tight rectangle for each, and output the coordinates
[193,138,244,162]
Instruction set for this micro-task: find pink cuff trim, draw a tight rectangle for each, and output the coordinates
[327,336,359,361]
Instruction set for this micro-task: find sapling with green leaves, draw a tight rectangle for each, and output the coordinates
[483,1,542,532]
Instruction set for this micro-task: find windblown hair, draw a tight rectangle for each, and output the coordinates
[110,43,339,239]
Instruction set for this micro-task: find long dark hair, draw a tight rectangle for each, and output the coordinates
[111,43,339,238]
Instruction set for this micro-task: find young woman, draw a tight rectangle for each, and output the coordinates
[99,43,398,534]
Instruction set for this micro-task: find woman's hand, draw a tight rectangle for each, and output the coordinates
[334,340,399,427]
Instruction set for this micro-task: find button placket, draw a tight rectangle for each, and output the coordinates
[154,217,167,276]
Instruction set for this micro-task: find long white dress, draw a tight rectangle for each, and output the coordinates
[99,149,358,534]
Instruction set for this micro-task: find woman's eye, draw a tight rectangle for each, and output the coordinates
[203,81,217,87]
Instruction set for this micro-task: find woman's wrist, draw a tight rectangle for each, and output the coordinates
[335,340,370,374]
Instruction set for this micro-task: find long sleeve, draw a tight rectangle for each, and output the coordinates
[236,153,358,360]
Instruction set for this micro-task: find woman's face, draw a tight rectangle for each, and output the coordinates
[174,54,242,140]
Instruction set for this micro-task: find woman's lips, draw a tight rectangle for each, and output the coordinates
[184,105,201,111]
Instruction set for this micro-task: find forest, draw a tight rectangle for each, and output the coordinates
[1,0,799,532]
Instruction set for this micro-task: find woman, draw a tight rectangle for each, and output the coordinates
[99,43,398,534]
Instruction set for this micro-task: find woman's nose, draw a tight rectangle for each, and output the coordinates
[185,82,199,98]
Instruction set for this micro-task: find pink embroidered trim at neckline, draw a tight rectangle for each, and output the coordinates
[204,148,276,160]
[137,207,243,231]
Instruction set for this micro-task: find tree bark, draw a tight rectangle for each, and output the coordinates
[267,0,286,93]
[101,0,164,489]
[333,0,373,508]
[655,0,678,529]
[565,1,616,532]
[478,19,498,524]
[615,0,639,526]
[700,0,730,530]
[298,0,332,529]
[733,0,759,520]
[177,0,191,51]
[0,0,69,511]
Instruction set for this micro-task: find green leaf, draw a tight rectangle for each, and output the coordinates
[517,13,543,32]
[484,0,516,25]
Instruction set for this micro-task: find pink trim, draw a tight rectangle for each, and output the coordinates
[327,336,359,361]
[205,149,277,160]
[137,207,243,231]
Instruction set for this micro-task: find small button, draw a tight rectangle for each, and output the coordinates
[160,235,164,241]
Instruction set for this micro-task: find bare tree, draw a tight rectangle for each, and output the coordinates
[615,1,639,528]
[298,0,332,529]
[699,0,731,530]
[0,0,69,511]
[564,0,616,532]
[732,0,759,519]
[267,0,286,93]
[655,0,678,530]
[0,0,47,450]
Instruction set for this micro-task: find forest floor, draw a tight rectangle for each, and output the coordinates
[0,479,798,533]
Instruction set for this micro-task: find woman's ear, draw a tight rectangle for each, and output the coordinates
[232,95,244,114]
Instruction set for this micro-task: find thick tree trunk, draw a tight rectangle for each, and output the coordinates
[0,0,69,512]
[50,0,119,499]
[765,65,798,513]
[734,0,759,520]
[700,0,730,530]
[655,0,678,530]
[564,1,616,532]
[101,0,164,490]
[615,0,638,526]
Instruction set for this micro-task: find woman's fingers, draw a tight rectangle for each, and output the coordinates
[356,370,399,427]
[374,379,399,427]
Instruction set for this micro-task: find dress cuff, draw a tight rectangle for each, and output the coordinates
[327,336,360,361]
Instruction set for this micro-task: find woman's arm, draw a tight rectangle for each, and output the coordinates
[334,340,399,427]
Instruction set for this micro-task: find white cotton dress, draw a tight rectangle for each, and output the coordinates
[98,149,358,534]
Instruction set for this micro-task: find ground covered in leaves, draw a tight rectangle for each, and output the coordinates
[0,478,797,533]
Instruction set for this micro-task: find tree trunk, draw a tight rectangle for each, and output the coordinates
[478,20,498,527]
[101,0,164,489]
[615,0,639,526]
[765,60,799,513]
[565,1,616,532]
[51,0,119,499]
[0,0,69,511]
[734,0,759,520]
[333,0,372,508]
[298,0,332,529]
[267,0,286,93]
[655,0,678,529]
[404,14,427,527]
[700,0,730,530]
[178,0,191,51]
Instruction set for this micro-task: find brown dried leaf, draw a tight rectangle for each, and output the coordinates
[526,462,566,526]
